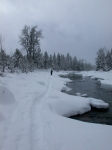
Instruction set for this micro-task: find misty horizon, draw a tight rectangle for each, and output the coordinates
[0,0,112,64]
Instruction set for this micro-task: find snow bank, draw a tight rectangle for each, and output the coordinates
[81,94,88,97]
[48,92,109,119]
[80,70,112,89]
[76,92,81,96]
[0,86,16,105]
[0,112,4,122]
[89,98,109,109]
[48,91,91,117]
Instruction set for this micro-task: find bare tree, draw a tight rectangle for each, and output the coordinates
[19,25,42,62]
[0,34,4,50]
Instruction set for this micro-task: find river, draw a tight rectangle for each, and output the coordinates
[60,73,112,125]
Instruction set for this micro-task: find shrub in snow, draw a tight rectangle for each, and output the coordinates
[0,86,16,105]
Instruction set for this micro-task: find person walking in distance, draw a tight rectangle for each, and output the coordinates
[51,69,53,75]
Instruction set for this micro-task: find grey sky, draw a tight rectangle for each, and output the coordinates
[0,0,112,64]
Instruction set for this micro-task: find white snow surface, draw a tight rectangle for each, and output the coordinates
[0,70,112,150]
[0,86,16,105]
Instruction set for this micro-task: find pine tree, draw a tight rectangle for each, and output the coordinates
[13,49,23,68]
[57,53,61,70]
[66,53,71,70]
[110,49,112,70]
[69,56,73,70]
[96,48,105,71]
[49,55,53,68]
[72,56,78,70]
[34,48,42,68]
[53,53,57,70]
[105,50,111,71]
[0,49,7,72]
[60,54,65,70]
[43,51,49,69]
[77,59,84,71]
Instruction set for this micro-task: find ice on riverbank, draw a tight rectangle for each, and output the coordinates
[61,86,71,92]
[89,98,109,109]
[81,94,88,97]
[100,80,112,91]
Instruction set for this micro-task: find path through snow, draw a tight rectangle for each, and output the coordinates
[1,76,54,150]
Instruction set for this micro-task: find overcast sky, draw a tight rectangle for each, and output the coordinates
[0,0,112,64]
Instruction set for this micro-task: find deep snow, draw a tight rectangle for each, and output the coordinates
[0,70,112,150]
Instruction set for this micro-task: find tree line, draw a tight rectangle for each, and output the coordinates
[0,25,94,73]
[95,47,112,71]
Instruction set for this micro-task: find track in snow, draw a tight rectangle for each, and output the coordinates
[1,76,56,150]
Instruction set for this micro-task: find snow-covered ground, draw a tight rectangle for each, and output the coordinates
[0,70,112,150]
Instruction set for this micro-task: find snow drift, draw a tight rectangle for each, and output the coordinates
[0,86,16,105]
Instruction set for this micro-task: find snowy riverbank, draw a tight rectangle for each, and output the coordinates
[79,70,112,87]
[0,70,112,150]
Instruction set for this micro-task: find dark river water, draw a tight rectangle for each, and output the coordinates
[60,73,112,125]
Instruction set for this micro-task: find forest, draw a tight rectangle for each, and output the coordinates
[1,25,112,73]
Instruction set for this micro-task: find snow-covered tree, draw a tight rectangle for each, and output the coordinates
[96,48,106,71]
[0,49,7,72]
[34,48,42,68]
[13,49,23,68]
[49,55,53,68]
[72,56,78,70]
[39,53,44,69]
[77,59,84,71]
[57,53,61,70]
[84,61,95,71]
[105,50,111,71]
[19,56,29,73]
[69,56,73,70]
[65,53,70,70]
[43,51,49,69]
[19,25,42,61]
[60,54,65,70]
[7,55,15,73]
[53,53,57,70]
[104,49,112,71]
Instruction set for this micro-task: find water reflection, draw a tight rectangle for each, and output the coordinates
[101,84,112,91]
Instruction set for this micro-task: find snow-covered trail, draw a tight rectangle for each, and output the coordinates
[31,76,55,150]
[1,75,54,150]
